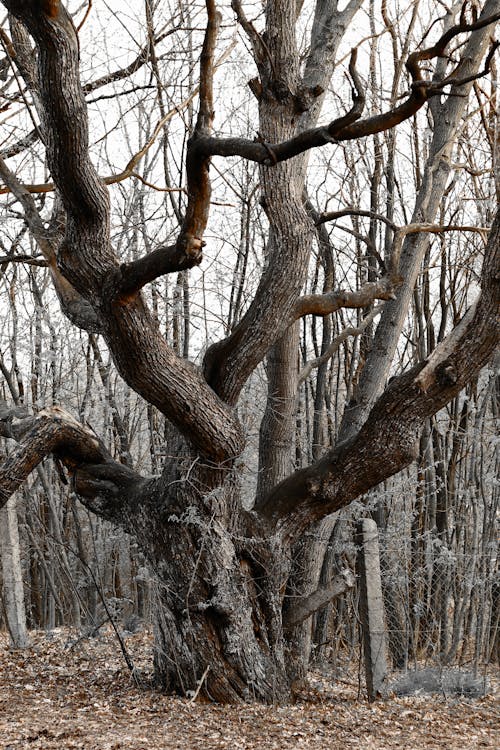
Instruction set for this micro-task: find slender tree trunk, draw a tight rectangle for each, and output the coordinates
[257,323,300,497]
[0,494,29,648]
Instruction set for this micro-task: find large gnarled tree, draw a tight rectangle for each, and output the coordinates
[0,0,498,702]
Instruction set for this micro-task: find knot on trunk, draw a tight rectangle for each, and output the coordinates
[436,359,458,387]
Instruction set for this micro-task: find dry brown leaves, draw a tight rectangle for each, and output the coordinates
[0,629,498,750]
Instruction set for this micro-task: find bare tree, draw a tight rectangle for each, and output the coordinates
[0,0,498,702]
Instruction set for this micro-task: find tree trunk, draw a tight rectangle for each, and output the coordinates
[257,324,300,498]
[0,494,29,648]
[126,463,293,702]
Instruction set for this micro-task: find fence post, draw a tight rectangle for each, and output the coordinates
[357,517,388,700]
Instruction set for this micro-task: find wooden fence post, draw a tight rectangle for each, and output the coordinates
[357,517,388,700]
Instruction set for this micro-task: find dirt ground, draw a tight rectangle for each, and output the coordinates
[0,628,498,750]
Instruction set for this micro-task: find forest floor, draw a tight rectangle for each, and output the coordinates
[0,628,498,750]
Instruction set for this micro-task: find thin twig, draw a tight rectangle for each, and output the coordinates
[189,665,210,702]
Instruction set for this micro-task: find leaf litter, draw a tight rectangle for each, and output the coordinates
[0,629,498,749]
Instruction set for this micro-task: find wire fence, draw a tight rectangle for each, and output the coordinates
[311,516,498,695]
[1,486,497,697]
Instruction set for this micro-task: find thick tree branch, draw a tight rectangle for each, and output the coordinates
[301,0,363,95]
[192,9,499,166]
[255,206,500,540]
[293,222,488,325]
[414,301,478,393]
[114,243,201,298]
[317,208,398,231]
[231,0,266,67]
[191,47,365,164]
[294,280,397,320]
[0,406,144,519]
[0,253,46,266]
[1,0,244,462]
[0,129,39,160]
[175,0,220,261]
